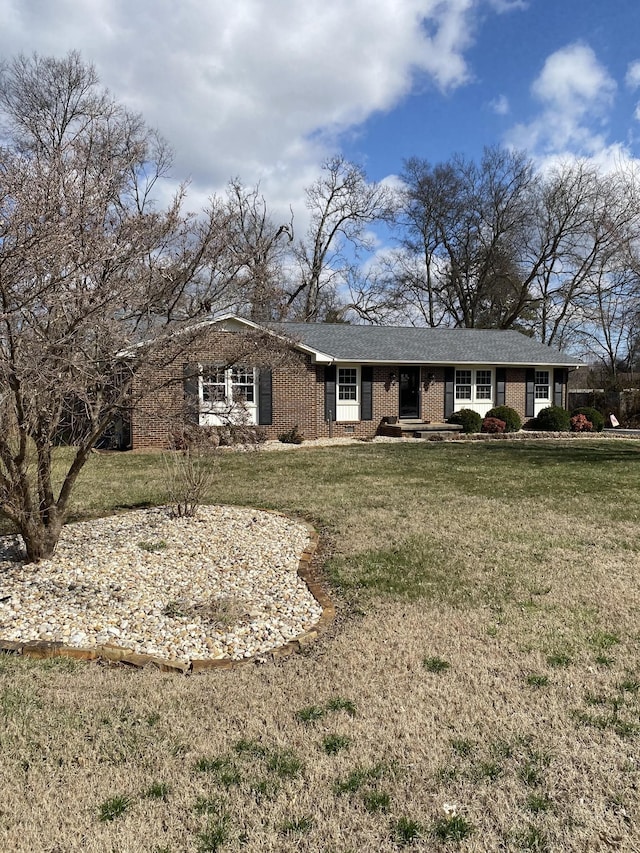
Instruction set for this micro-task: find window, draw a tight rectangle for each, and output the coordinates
[230,367,255,403]
[476,370,492,400]
[201,365,256,406]
[201,366,226,403]
[455,368,493,403]
[455,369,472,400]
[535,370,550,400]
[338,368,358,401]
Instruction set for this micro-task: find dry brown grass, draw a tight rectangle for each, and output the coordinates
[1,440,639,851]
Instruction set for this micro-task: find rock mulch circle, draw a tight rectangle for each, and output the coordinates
[0,505,332,673]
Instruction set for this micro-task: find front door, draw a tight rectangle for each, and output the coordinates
[399,366,420,419]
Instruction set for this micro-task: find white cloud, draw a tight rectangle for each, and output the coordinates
[507,43,616,158]
[625,60,640,90]
[0,0,492,217]
[489,94,510,115]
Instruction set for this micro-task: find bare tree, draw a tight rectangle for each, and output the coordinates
[0,52,237,561]
[394,148,537,329]
[286,155,395,321]
[222,178,293,322]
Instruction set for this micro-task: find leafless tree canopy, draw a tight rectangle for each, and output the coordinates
[0,52,257,561]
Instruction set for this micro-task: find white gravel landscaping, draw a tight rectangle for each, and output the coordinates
[0,505,321,664]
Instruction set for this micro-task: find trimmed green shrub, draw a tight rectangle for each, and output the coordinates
[482,417,506,434]
[571,406,605,432]
[447,408,482,433]
[536,406,571,431]
[485,405,521,432]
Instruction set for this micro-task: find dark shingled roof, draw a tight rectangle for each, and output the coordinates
[273,322,581,367]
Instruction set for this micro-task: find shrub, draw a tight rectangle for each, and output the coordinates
[481,417,506,434]
[570,414,593,432]
[571,406,604,432]
[447,408,482,433]
[485,405,521,432]
[535,406,571,432]
[278,425,304,444]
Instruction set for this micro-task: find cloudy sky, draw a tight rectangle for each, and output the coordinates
[2,0,640,216]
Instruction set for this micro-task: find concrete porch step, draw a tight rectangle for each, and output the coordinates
[378,420,463,438]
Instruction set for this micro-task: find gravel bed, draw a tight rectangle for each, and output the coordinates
[0,506,321,664]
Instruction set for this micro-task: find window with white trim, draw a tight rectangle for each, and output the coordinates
[338,368,358,401]
[455,369,472,400]
[455,368,494,404]
[201,365,256,406]
[475,369,492,400]
[201,366,226,403]
[535,370,550,400]
[230,366,255,403]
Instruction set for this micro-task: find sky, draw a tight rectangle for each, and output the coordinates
[2,0,640,220]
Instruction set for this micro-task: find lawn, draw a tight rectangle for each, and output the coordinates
[1,439,640,852]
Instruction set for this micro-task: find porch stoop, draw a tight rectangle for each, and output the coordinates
[378,419,463,438]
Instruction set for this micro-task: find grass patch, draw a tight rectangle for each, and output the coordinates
[526,673,550,688]
[545,652,572,668]
[430,814,474,842]
[193,756,241,787]
[266,748,303,779]
[423,655,451,673]
[321,734,351,755]
[326,696,357,717]
[391,816,423,846]
[98,795,131,822]
[143,782,170,801]
[295,704,325,724]
[278,814,314,835]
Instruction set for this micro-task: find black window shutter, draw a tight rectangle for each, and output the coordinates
[525,368,535,418]
[258,368,273,425]
[444,366,455,419]
[495,367,506,406]
[325,365,336,421]
[361,366,373,421]
[553,368,566,408]
[183,363,199,423]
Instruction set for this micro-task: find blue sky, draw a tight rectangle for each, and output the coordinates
[1,0,640,216]
[344,0,640,179]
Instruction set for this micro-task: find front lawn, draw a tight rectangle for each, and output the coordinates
[1,439,639,851]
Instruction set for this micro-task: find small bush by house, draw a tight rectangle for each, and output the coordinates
[448,409,482,433]
[278,425,304,444]
[571,406,604,432]
[536,406,571,432]
[482,417,506,434]
[570,413,593,432]
[484,406,521,432]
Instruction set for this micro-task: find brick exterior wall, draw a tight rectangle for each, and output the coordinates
[129,324,560,448]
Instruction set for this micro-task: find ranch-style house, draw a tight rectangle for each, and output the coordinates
[129,314,582,448]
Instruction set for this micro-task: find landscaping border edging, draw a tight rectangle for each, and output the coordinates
[0,517,333,674]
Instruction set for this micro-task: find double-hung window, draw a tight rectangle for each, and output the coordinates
[534,370,550,400]
[455,369,473,400]
[230,367,255,403]
[201,366,226,403]
[338,368,358,401]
